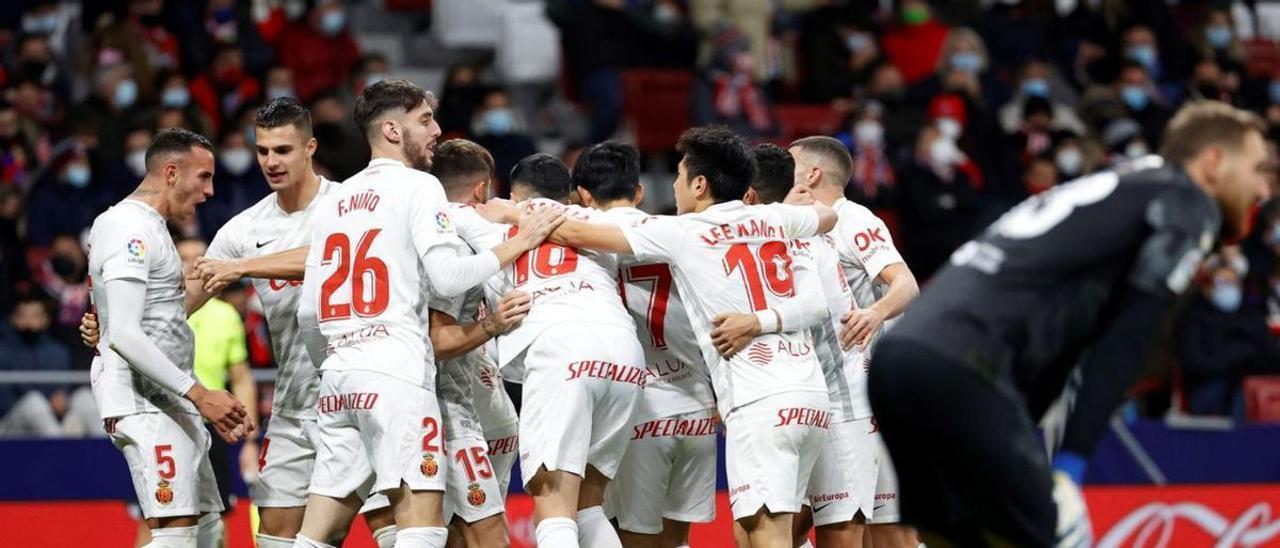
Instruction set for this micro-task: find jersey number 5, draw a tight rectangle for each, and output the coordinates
[320,229,390,321]
[724,242,795,311]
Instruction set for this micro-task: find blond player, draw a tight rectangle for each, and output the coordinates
[790,136,920,547]
[568,142,718,548]
[88,128,252,548]
[290,80,560,548]
[499,127,839,548]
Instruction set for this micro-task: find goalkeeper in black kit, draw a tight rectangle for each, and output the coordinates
[867,101,1273,547]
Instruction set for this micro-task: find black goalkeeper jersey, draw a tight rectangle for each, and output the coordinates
[885,157,1221,401]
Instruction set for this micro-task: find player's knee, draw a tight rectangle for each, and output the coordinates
[257,507,304,537]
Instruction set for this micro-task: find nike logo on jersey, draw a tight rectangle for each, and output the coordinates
[256,239,275,249]
[813,502,834,514]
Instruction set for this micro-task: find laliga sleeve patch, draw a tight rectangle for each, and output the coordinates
[436,210,455,233]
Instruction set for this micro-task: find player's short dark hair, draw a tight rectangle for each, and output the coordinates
[1159,101,1266,167]
[750,143,795,205]
[677,126,756,203]
[432,139,495,192]
[511,153,572,202]
[789,135,852,186]
[353,79,436,138]
[573,141,641,204]
[254,97,313,137]
[145,127,214,172]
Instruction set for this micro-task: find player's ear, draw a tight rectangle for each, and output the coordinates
[633,184,645,206]
[381,119,400,144]
[743,187,759,205]
[472,178,488,204]
[164,161,179,187]
[692,175,709,199]
[305,137,318,158]
[575,186,593,207]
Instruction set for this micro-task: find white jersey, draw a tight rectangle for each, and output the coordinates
[458,199,636,379]
[88,200,196,417]
[207,177,339,419]
[609,207,714,422]
[438,203,519,432]
[621,201,828,417]
[831,198,904,318]
[303,158,463,388]
[795,235,869,421]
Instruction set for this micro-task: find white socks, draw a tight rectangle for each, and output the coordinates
[394,526,449,548]
[146,525,198,548]
[372,525,398,548]
[291,534,337,548]
[255,534,294,548]
[576,507,622,548]
[799,542,815,548]
[196,513,225,548]
[535,517,580,548]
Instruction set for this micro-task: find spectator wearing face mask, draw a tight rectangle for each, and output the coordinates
[93,0,184,100]
[692,26,777,138]
[279,0,360,103]
[349,53,391,101]
[309,91,370,181]
[835,101,896,210]
[152,71,212,137]
[997,59,1086,136]
[24,151,99,247]
[894,122,983,279]
[1191,8,1246,93]
[992,96,1078,198]
[865,63,924,158]
[1050,137,1103,183]
[438,65,490,138]
[881,0,951,85]
[74,53,149,164]
[1100,117,1151,168]
[263,65,297,102]
[189,45,262,133]
[907,27,999,110]
[14,33,71,108]
[1186,59,1236,106]
[0,291,100,438]
[472,89,538,196]
[1120,24,1186,105]
[198,127,267,238]
[34,234,93,366]
[1108,62,1171,149]
[1176,257,1280,417]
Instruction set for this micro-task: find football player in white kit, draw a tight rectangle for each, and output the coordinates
[789,136,921,548]
[571,142,718,548]
[423,138,528,546]
[468,153,648,548]
[291,79,561,548]
[87,128,253,548]
[504,127,840,548]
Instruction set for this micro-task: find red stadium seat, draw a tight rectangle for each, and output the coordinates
[621,69,694,153]
[774,104,841,144]
[1243,375,1280,422]
[1242,39,1280,78]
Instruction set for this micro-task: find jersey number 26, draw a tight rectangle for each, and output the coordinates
[320,229,390,321]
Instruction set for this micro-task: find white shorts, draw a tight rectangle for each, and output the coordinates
[517,324,644,485]
[108,411,224,519]
[807,418,877,526]
[725,391,830,521]
[869,429,901,524]
[485,423,518,501]
[442,434,506,524]
[255,413,389,512]
[604,408,719,534]
[310,370,447,499]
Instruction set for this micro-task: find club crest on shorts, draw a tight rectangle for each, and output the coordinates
[155,479,173,505]
[467,482,486,506]
[421,453,439,477]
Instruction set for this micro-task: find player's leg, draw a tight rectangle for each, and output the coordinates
[792,506,814,547]
[442,435,509,547]
[658,519,692,548]
[868,339,1057,547]
[109,412,225,548]
[255,415,320,546]
[361,495,396,547]
[527,467,584,546]
[726,392,829,548]
[605,429,672,547]
[577,465,624,548]
[373,378,449,548]
[655,415,717,548]
[865,434,918,548]
[867,525,918,548]
[484,427,518,501]
[296,371,377,545]
[579,330,647,548]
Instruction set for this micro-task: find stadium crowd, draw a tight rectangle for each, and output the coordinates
[1,0,1280,437]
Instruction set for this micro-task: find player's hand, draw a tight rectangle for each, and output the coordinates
[711,312,763,358]
[79,312,100,348]
[476,198,520,224]
[191,257,244,295]
[840,307,885,351]
[514,205,566,249]
[187,385,252,442]
[784,184,815,206]
[487,290,531,335]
